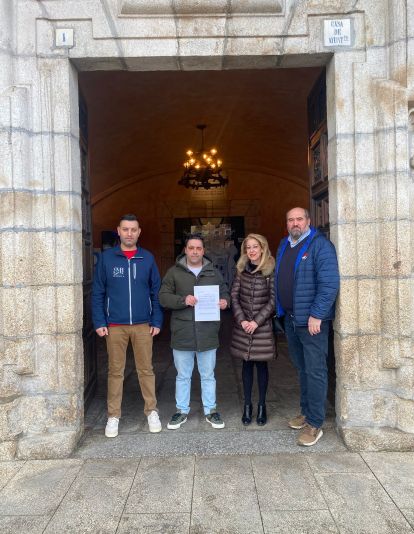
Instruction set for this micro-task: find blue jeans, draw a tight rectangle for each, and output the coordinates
[173,349,217,415]
[284,315,329,428]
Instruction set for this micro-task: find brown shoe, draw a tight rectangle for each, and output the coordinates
[297,424,323,446]
[288,414,306,429]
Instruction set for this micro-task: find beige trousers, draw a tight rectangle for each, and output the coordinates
[106,324,157,417]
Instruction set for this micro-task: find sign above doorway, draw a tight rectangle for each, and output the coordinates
[55,28,74,48]
[323,19,353,47]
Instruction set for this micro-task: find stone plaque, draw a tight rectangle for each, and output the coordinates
[55,29,74,48]
[323,19,352,47]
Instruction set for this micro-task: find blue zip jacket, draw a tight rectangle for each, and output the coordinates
[92,245,163,329]
[275,227,339,326]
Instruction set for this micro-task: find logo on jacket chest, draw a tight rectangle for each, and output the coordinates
[112,266,125,278]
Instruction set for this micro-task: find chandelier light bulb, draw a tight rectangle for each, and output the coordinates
[178,125,228,190]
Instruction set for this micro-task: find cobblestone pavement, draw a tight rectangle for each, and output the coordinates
[1,312,413,533]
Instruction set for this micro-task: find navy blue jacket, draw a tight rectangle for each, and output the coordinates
[275,228,339,326]
[92,246,163,329]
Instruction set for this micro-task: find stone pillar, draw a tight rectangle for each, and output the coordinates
[0,0,13,90]
[330,0,414,449]
[0,0,19,460]
[409,0,414,98]
[0,1,84,459]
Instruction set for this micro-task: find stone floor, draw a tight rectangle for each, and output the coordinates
[1,312,413,533]
[78,310,341,458]
[1,452,414,532]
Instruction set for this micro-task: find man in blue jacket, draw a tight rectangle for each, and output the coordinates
[275,207,339,446]
[92,214,163,437]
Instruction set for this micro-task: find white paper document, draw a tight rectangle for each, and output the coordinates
[194,285,220,322]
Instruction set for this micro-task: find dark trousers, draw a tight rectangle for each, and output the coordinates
[284,315,329,428]
[242,360,269,406]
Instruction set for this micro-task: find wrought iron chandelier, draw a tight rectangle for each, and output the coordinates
[178,124,228,190]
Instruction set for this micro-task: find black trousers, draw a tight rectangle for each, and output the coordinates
[242,360,269,405]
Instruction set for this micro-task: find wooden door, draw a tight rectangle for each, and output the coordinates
[307,71,335,405]
[308,72,329,236]
[79,92,97,409]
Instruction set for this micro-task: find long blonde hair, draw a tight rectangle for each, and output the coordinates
[236,233,272,274]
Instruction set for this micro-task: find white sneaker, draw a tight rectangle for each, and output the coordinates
[147,410,162,433]
[105,417,119,438]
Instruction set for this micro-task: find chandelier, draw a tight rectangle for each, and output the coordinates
[178,124,228,190]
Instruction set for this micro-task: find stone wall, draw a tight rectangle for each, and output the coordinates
[0,0,413,457]
[329,0,414,450]
[0,0,84,459]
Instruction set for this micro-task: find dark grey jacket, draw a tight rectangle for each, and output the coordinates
[159,255,230,352]
[230,257,276,361]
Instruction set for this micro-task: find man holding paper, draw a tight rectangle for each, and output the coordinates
[159,234,230,430]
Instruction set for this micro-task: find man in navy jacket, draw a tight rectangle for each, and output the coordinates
[275,207,339,446]
[92,214,163,437]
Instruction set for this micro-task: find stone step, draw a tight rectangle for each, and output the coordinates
[73,427,346,459]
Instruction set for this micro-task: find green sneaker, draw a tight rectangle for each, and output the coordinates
[167,412,188,430]
[206,412,225,429]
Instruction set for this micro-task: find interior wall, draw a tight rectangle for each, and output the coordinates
[92,169,308,270]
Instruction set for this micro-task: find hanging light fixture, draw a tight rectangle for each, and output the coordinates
[178,124,228,190]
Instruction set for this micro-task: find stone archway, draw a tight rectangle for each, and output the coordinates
[1,0,413,458]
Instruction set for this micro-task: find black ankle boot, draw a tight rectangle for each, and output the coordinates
[257,404,267,426]
[242,404,253,425]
